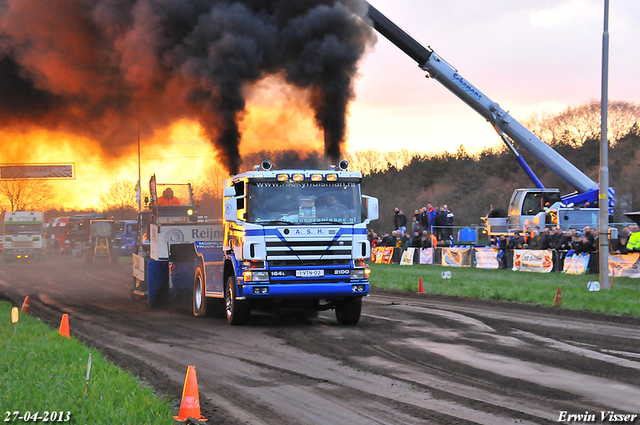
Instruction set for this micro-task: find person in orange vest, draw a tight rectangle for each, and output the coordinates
[157,187,181,206]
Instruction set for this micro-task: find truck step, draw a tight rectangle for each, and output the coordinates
[133,290,148,297]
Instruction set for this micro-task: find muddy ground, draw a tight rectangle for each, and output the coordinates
[1,258,639,424]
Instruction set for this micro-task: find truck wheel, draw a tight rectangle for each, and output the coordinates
[335,297,362,325]
[193,265,211,317]
[225,274,250,325]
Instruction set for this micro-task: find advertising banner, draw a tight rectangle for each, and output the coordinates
[563,253,590,275]
[419,248,433,265]
[441,247,472,267]
[608,253,640,278]
[400,248,417,265]
[475,247,499,269]
[372,247,394,264]
[512,250,553,273]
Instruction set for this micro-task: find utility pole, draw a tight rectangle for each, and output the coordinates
[137,118,142,213]
[599,0,610,289]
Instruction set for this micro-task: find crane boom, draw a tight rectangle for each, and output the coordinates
[357,2,599,197]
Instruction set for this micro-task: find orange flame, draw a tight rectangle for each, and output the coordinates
[1,76,326,210]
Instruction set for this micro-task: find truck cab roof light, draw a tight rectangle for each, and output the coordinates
[326,174,338,181]
[311,174,323,181]
[277,174,289,181]
[292,174,304,181]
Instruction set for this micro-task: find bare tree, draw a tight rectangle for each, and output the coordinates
[191,163,226,218]
[524,100,640,146]
[344,148,385,175]
[383,148,422,170]
[97,179,137,218]
[191,163,226,201]
[0,179,54,212]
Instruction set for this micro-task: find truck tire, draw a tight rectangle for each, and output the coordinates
[193,265,211,317]
[225,274,250,325]
[335,297,362,325]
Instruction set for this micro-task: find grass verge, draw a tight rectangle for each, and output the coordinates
[368,263,640,317]
[0,301,174,424]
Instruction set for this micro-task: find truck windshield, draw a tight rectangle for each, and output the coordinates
[247,181,363,224]
[91,222,113,237]
[520,191,562,216]
[4,224,42,235]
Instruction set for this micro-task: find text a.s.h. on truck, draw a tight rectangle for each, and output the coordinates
[133,161,379,325]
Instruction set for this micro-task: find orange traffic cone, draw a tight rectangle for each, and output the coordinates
[59,314,70,338]
[417,276,425,293]
[174,366,208,422]
[554,287,562,307]
[21,296,30,314]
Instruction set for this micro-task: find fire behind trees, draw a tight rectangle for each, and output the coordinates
[3,100,638,224]
[0,179,53,212]
[4,128,639,225]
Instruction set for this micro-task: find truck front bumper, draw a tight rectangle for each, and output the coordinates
[238,281,369,300]
[4,249,44,259]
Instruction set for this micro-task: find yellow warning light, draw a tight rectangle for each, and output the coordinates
[292,174,304,181]
[277,174,289,181]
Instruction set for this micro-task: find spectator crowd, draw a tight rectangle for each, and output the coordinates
[366,204,640,273]
[367,204,455,252]
[492,223,640,271]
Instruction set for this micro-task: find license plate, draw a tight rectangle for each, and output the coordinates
[296,269,324,277]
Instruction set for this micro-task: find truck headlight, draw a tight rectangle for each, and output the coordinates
[243,270,270,282]
[350,269,368,280]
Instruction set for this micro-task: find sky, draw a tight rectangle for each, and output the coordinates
[345,0,640,155]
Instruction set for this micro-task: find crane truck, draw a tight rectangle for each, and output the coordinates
[133,163,378,325]
[355,2,612,235]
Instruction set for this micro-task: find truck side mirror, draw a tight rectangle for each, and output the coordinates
[224,198,237,223]
[362,196,379,224]
[223,186,236,197]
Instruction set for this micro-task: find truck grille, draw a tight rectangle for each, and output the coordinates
[8,241,36,248]
[265,239,352,261]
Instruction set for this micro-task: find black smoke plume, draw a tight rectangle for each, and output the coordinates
[0,0,375,174]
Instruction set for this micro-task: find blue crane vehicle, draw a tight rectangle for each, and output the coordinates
[356,2,612,234]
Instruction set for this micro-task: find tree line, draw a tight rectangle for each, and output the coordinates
[360,101,640,234]
[1,100,638,228]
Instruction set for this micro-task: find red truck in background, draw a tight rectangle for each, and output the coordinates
[45,216,71,256]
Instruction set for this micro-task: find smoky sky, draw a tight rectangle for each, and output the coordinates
[0,0,374,174]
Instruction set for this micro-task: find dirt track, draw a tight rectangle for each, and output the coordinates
[2,258,640,424]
